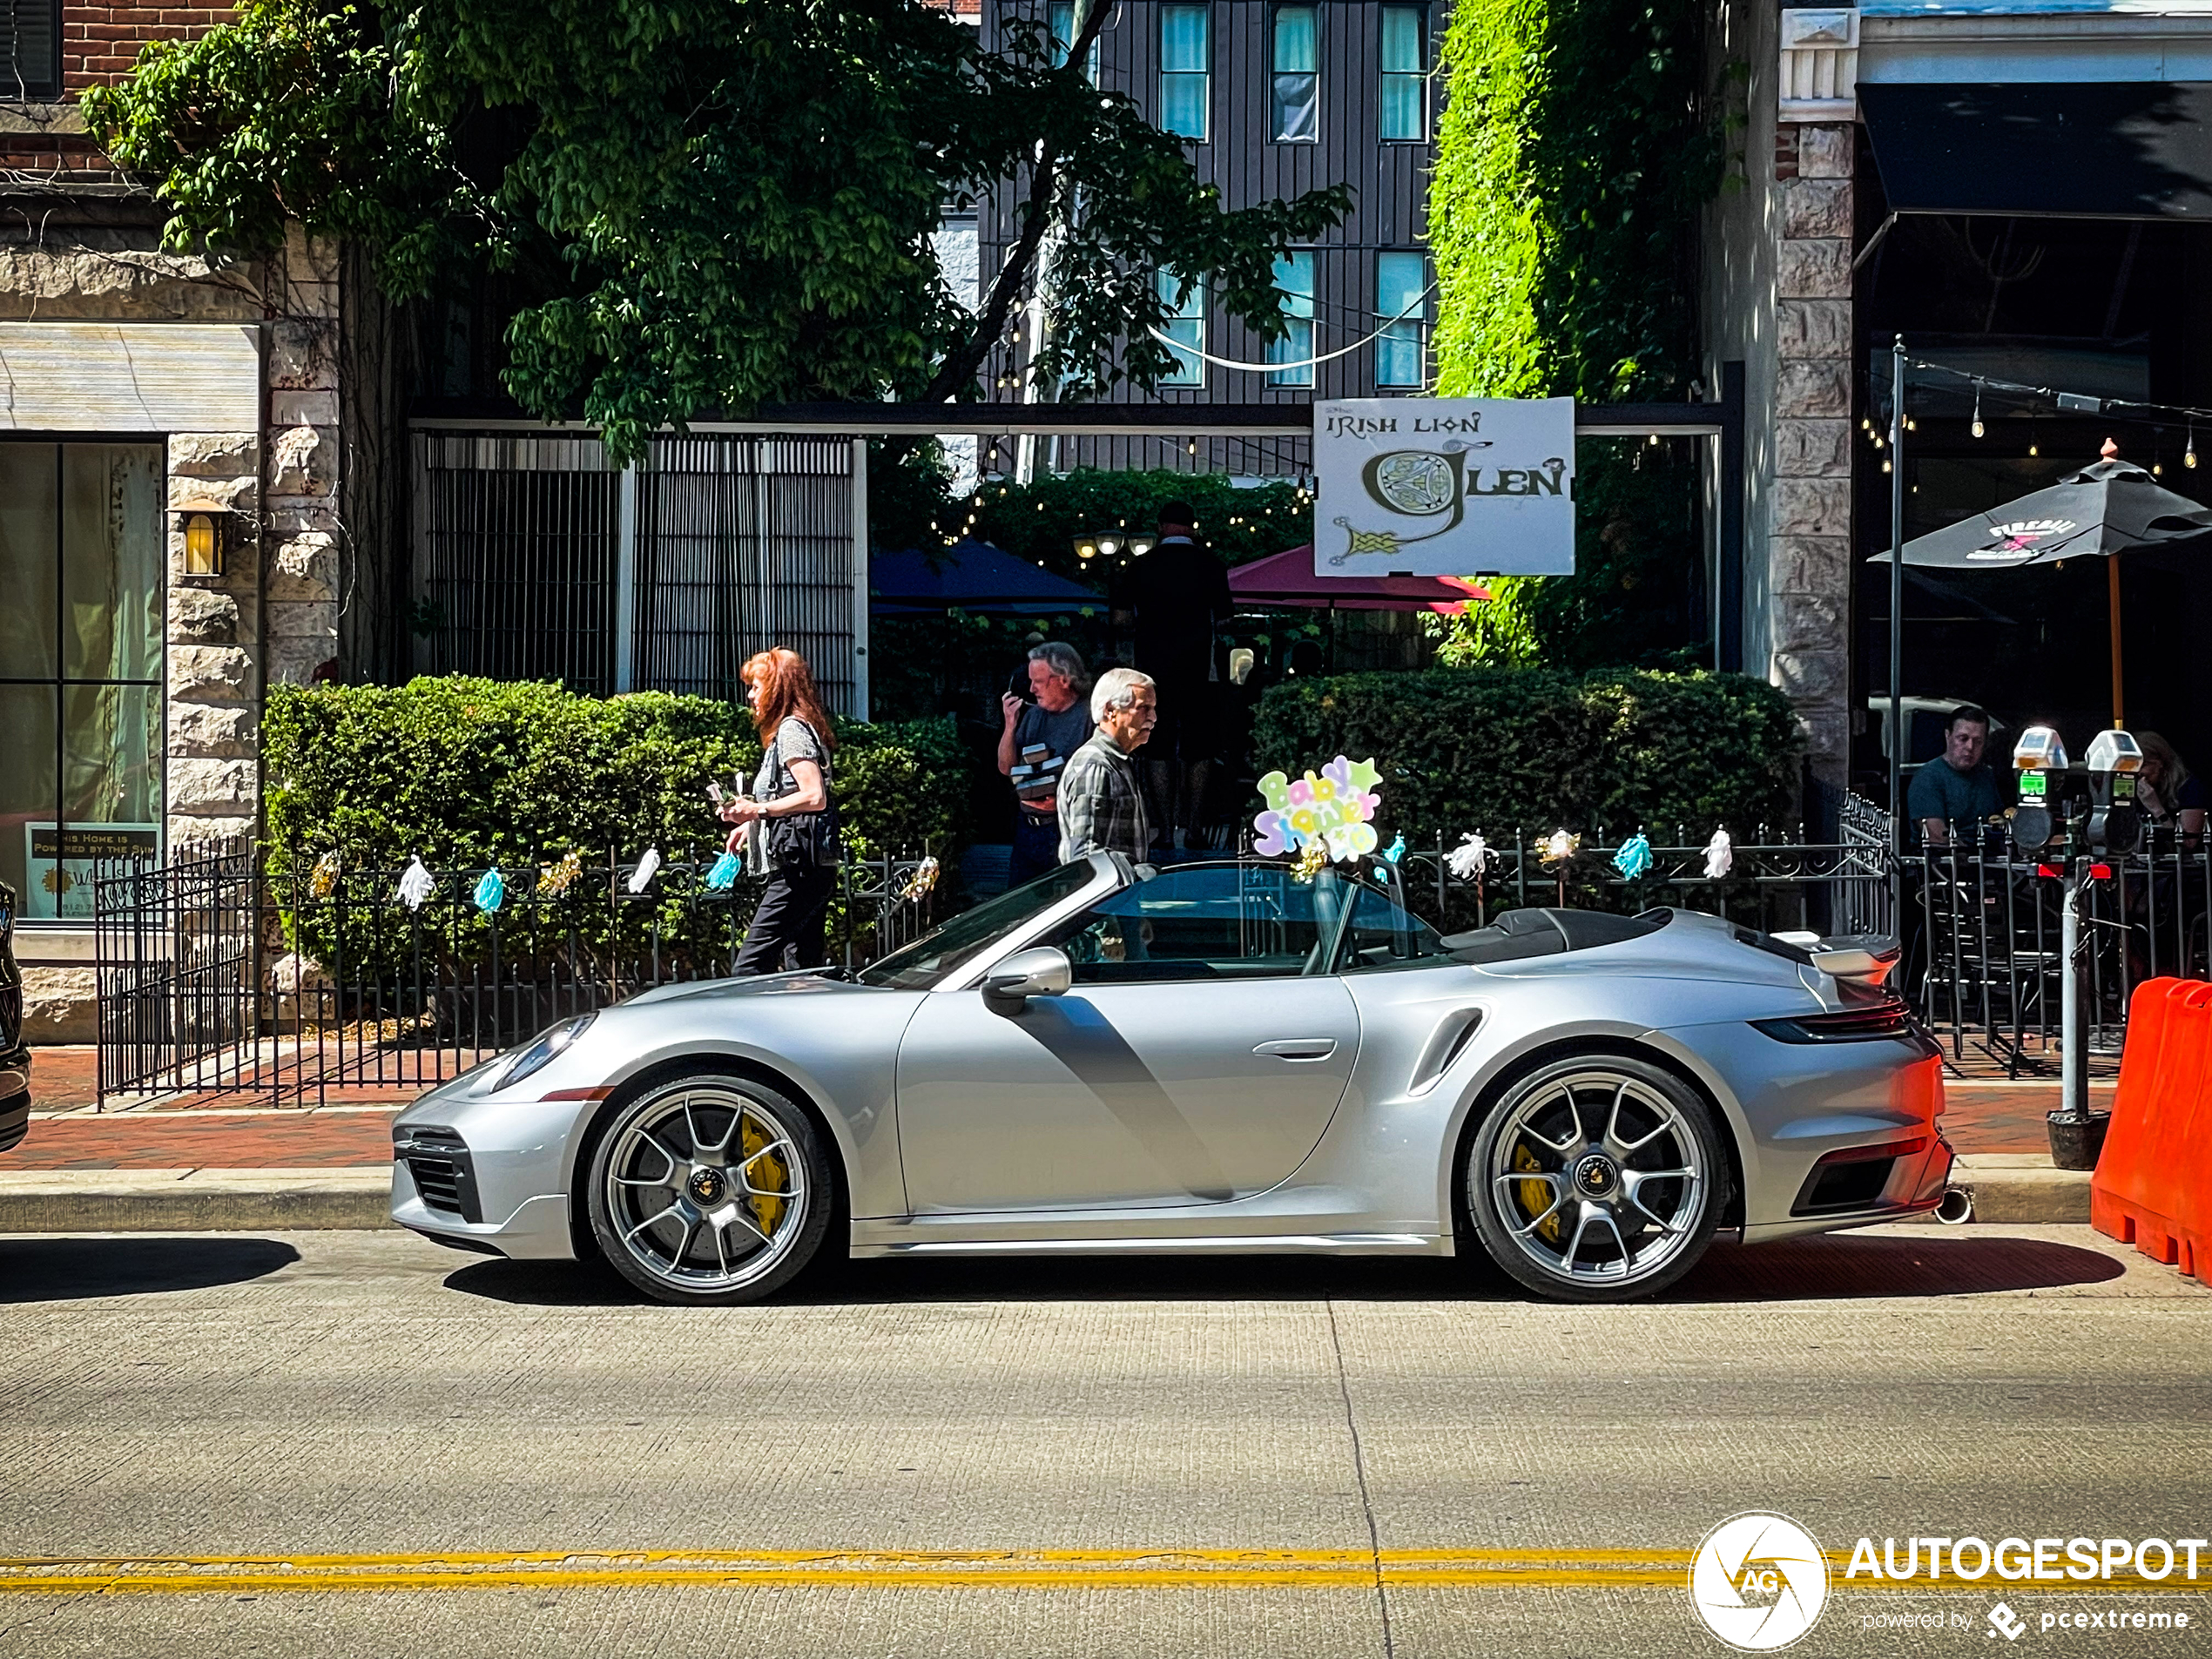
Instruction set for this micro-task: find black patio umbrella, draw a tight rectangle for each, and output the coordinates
[1871,442,2212,726]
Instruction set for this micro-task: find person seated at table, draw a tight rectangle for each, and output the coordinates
[1908,705,2000,848]
[2132,732,2206,841]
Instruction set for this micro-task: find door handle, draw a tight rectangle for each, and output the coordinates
[1255,1038,1337,1062]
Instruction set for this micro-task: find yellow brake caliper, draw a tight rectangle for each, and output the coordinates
[739,1114,789,1239]
[1513,1142,1564,1245]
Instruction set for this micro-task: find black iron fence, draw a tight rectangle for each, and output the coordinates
[96,840,941,1109]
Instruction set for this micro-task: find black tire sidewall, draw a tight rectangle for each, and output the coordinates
[584,1073,833,1306]
[1464,1054,1725,1304]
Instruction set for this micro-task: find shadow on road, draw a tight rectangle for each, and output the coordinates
[443,1230,2127,1308]
[1671,1233,2126,1302]
[0,1236,302,1303]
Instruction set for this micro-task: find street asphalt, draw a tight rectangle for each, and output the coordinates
[1,1224,2207,1658]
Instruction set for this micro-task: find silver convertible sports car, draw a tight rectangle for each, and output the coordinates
[390,853,1952,1305]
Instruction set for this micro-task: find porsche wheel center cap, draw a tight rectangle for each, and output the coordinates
[1572,1153,1620,1198]
[686,1168,727,1206]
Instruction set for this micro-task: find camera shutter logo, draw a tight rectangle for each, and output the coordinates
[1688,1513,1831,1651]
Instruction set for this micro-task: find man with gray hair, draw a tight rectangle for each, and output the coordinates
[997,641,1095,886]
[1057,667,1157,864]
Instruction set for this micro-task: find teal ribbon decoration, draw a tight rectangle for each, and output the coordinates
[1612,833,1653,881]
[1382,833,1406,865]
[472,867,505,913]
[705,850,742,891]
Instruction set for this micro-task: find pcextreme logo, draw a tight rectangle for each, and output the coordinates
[1689,1513,1832,1651]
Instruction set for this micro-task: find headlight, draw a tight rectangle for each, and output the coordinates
[481,1012,597,1093]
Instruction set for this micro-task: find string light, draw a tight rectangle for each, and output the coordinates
[1970,384,1984,440]
[2189,428,2200,469]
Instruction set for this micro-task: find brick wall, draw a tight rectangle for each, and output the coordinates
[63,0,232,91]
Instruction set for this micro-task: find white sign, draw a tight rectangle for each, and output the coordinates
[1313,397,1575,577]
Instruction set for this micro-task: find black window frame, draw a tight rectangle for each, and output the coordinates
[3,0,64,101]
[1269,3,1319,145]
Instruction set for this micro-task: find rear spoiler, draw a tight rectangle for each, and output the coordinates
[1773,931,1901,990]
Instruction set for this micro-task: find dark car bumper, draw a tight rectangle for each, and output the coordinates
[0,1044,28,1154]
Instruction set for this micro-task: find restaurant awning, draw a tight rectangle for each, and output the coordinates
[1860,81,2212,221]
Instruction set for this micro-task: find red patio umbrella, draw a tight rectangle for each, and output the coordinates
[1228,544,1487,613]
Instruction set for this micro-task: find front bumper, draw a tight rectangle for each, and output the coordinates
[389,1089,590,1261]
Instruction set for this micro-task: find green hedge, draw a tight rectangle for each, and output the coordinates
[261,678,971,880]
[1252,667,1803,840]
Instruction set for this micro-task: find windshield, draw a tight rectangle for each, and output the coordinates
[858,860,1101,989]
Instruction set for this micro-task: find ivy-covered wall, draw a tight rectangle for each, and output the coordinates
[1429,0,1720,672]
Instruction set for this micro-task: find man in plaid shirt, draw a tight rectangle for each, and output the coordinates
[1057,668,1158,863]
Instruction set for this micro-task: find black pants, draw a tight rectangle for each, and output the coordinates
[734,865,837,975]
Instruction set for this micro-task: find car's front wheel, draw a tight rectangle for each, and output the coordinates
[1464,1054,1725,1303]
[585,1073,832,1305]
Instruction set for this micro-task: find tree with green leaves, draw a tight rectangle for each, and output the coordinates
[84,0,1349,462]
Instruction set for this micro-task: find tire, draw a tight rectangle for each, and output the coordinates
[1464,1053,1726,1304]
[584,1072,832,1306]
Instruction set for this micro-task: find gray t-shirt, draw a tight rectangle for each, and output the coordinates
[746,717,828,874]
[1011,700,1094,818]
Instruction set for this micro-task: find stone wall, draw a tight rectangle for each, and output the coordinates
[1766,121,1854,785]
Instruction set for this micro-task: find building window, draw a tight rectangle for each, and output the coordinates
[1268,253,1315,387]
[1048,0,1097,82]
[1157,269,1206,386]
[1375,252,1428,388]
[1379,5,1427,142]
[1159,3,1211,141]
[3,0,62,99]
[1271,5,1318,143]
[0,442,165,917]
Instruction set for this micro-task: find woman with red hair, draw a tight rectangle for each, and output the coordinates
[718,648,841,974]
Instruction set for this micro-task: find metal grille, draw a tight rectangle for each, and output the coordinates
[635,438,860,711]
[412,434,619,692]
[411,431,864,713]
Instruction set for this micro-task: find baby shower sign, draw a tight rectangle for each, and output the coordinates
[1252,756,1383,862]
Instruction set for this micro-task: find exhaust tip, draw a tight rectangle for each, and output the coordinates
[1934,1185,1975,1225]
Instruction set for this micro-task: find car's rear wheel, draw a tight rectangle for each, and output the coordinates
[585,1073,830,1305]
[1464,1054,1724,1303]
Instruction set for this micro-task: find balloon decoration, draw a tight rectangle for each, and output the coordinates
[395,857,436,912]
[1252,756,1384,863]
[1447,833,1492,882]
[1703,827,1734,880]
[1612,833,1654,881]
[472,868,505,914]
[536,849,583,897]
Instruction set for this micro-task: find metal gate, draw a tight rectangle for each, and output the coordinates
[411,430,869,715]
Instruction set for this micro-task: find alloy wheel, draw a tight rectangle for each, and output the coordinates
[597,1082,812,1297]
[1477,1065,1710,1292]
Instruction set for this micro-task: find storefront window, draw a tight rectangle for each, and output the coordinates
[0,442,165,918]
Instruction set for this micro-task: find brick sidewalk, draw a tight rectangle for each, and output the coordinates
[13,1043,2082,1170]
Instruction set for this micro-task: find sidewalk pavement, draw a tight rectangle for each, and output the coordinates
[0,1049,2101,1234]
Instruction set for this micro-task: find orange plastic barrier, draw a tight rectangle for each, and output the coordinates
[2092,977,2211,1279]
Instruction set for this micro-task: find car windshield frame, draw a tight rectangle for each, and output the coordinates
[857,858,1108,990]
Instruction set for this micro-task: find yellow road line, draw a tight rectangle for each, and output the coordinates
[0,1551,2198,1596]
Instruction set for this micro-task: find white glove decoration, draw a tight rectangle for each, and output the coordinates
[627,846,663,894]
[1703,827,1734,880]
[396,857,435,912]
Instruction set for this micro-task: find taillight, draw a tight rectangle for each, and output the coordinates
[1752,1001,1915,1043]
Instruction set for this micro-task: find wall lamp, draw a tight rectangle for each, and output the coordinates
[175,498,233,577]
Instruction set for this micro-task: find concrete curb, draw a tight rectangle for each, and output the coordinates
[0,1157,2093,1235]
[1905,1154,2091,1226]
[0,1169,394,1234]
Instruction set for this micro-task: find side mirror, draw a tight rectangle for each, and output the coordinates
[981,945,1072,1010]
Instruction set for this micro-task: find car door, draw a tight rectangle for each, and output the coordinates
[895,863,1360,1212]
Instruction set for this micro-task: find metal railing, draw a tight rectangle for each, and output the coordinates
[95,840,940,1109]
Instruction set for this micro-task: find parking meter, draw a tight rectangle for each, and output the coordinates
[2011,725,2067,854]
[2084,729,2144,855]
